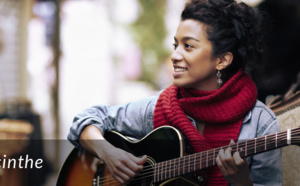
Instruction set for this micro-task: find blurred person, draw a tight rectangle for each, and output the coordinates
[68,0,282,185]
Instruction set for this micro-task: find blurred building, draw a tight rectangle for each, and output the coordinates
[0,0,183,185]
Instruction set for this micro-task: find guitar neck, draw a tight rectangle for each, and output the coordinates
[153,128,299,182]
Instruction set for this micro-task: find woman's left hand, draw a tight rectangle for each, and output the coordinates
[216,140,253,186]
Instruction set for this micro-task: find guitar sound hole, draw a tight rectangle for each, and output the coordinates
[128,159,154,186]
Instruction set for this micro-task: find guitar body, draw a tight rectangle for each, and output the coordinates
[57,126,205,186]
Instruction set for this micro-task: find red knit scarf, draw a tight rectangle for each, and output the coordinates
[153,70,257,185]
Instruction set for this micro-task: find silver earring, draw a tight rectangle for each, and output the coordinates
[217,70,223,88]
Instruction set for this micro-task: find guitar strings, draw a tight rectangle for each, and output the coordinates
[132,133,300,184]
[96,129,300,185]
[96,131,300,185]
[97,134,300,186]
[98,137,300,186]
[141,129,300,177]
[99,142,298,185]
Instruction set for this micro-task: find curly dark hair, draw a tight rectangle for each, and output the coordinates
[181,0,268,84]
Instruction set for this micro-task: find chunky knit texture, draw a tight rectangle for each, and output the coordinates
[153,70,257,185]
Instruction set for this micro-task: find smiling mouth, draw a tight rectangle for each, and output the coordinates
[174,67,187,72]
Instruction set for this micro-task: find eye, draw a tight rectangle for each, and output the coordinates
[185,43,193,48]
[173,43,178,50]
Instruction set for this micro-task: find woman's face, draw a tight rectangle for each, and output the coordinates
[171,19,219,91]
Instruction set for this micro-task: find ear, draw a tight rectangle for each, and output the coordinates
[216,52,233,70]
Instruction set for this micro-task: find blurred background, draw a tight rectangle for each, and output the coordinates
[0,0,299,185]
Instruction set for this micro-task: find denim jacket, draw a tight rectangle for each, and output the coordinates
[68,94,282,186]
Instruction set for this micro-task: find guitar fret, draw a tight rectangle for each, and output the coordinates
[165,161,167,179]
[155,163,158,182]
[164,161,166,180]
[188,155,190,172]
[275,132,278,148]
[177,158,180,176]
[167,161,169,179]
[176,158,178,177]
[183,156,185,174]
[200,152,202,169]
[206,151,208,167]
[169,160,171,179]
[265,135,267,151]
[173,159,176,177]
[154,163,159,182]
[194,154,196,171]
[255,138,257,154]
[168,160,170,179]
[213,149,215,165]
[158,163,161,182]
[159,163,161,182]
[287,129,291,145]
[160,162,163,181]
[245,140,247,156]
[161,162,164,181]
[195,154,197,170]
[160,162,162,181]
[163,162,165,180]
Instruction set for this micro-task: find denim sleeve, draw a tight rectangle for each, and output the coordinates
[67,95,158,149]
[249,102,283,186]
[250,120,282,186]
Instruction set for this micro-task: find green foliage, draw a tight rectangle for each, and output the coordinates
[129,0,169,88]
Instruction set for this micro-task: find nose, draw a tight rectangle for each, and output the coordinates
[171,49,183,63]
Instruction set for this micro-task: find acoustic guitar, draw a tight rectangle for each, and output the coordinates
[57,126,300,186]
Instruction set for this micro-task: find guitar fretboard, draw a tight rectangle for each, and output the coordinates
[153,128,299,183]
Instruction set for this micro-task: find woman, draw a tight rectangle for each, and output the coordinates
[68,0,282,185]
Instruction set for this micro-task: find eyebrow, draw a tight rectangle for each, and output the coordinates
[174,36,200,42]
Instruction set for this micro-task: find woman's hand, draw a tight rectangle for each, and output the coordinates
[216,140,253,186]
[79,125,147,184]
[101,146,147,184]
